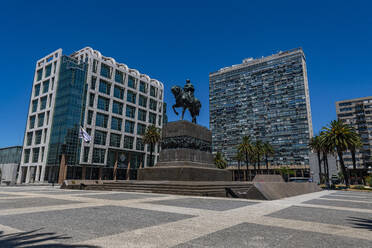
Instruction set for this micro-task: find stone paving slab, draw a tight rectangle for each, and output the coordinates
[331,191,372,197]
[0,205,194,244]
[78,192,165,201]
[29,190,104,195]
[174,222,372,248]
[148,197,259,211]
[0,193,23,197]
[303,199,372,210]
[267,206,372,229]
[0,197,81,210]
[320,195,372,202]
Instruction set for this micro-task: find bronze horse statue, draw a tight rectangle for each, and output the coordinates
[171,80,201,123]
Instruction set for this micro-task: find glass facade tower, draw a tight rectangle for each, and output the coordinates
[209,48,313,168]
[18,47,164,183]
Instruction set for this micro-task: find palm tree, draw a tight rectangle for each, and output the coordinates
[143,125,161,167]
[319,133,332,186]
[263,142,274,174]
[309,135,323,183]
[320,120,361,186]
[349,139,362,170]
[253,140,264,174]
[234,151,244,180]
[214,151,227,169]
[238,136,254,180]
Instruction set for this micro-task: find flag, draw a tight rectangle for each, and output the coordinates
[79,126,92,142]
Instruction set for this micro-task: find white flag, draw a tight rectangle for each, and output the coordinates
[79,126,91,142]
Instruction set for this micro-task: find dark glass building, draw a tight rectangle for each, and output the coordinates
[209,48,313,169]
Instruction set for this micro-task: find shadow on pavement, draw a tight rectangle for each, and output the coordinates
[348,217,372,231]
[0,229,101,248]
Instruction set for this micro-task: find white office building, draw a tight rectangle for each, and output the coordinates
[18,47,164,183]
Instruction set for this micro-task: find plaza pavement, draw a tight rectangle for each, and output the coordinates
[0,186,371,247]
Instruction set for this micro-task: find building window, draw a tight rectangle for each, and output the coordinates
[35,130,42,145]
[115,70,124,84]
[97,96,110,111]
[100,63,112,79]
[137,123,146,135]
[45,64,52,78]
[29,115,35,129]
[40,96,47,110]
[124,135,134,149]
[94,130,107,145]
[92,59,98,73]
[43,128,48,143]
[96,113,108,128]
[114,86,124,99]
[32,99,38,112]
[83,147,89,162]
[149,113,156,125]
[34,84,40,97]
[99,80,111,95]
[139,81,147,93]
[127,90,136,104]
[125,120,135,133]
[93,148,105,163]
[32,148,40,163]
[138,109,147,122]
[87,110,93,125]
[139,95,147,108]
[112,101,123,115]
[111,117,122,131]
[42,80,49,94]
[136,138,145,151]
[89,93,95,107]
[149,99,157,111]
[91,76,97,90]
[110,133,121,147]
[150,85,157,97]
[38,113,44,127]
[36,69,43,81]
[48,94,52,107]
[128,75,136,89]
[126,105,136,118]
[26,132,33,146]
[24,149,30,163]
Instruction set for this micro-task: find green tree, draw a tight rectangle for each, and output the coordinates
[214,151,227,169]
[262,142,274,174]
[143,125,161,167]
[309,135,323,183]
[238,136,254,180]
[320,120,361,186]
[278,166,295,182]
[253,140,264,174]
[349,138,362,170]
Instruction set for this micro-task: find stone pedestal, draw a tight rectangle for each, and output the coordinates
[138,121,231,181]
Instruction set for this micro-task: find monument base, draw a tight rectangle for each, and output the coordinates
[137,166,232,181]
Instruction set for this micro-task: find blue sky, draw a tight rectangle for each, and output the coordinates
[0,0,371,147]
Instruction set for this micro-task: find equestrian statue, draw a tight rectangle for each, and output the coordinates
[171,79,201,124]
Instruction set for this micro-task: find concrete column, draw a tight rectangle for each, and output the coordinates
[98,167,102,180]
[82,165,86,180]
[144,152,148,168]
[40,165,46,183]
[25,166,31,184]
[35,166,40,182]
[17,166,23,184]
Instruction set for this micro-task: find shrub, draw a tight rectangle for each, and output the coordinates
[366,176,372,187]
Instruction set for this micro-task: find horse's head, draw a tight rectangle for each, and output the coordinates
[171,86,182,97]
